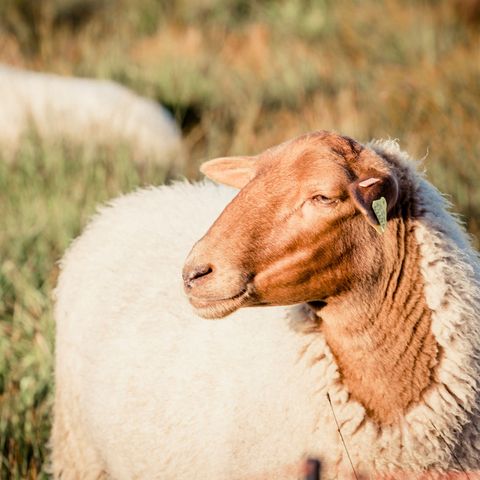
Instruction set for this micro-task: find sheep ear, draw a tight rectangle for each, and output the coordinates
[348,171,399,231]
[200,156,258,189]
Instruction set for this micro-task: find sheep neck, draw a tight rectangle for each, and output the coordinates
[316,216,440,426]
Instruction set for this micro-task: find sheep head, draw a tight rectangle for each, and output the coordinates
[183,131,401,319]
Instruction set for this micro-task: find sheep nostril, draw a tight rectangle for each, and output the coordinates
[183,264,213,290]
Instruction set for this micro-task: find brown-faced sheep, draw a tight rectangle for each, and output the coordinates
[52,131,480,479]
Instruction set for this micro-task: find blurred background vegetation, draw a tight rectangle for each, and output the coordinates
[0,0,479,477]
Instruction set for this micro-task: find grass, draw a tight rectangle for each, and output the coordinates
[0,0,479,477]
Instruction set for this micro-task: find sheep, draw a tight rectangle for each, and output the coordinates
[52,131,480,479]
[0,64,184,172]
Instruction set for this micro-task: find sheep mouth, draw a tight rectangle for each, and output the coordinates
[188,285,254,319]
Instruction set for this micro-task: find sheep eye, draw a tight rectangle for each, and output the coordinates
[311,194,336,205]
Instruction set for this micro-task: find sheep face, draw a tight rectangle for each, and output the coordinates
[183,131,399,319]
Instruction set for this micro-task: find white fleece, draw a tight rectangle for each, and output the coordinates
[0,64,183,169]
[53,142,480,479]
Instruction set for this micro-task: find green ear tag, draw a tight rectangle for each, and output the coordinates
[372,197,387,234]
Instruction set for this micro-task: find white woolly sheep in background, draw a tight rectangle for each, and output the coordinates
[0,64,184,171]
[52,131,480,479]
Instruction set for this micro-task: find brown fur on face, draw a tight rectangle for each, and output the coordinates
[183,130,439,424]
[184,131,399,313]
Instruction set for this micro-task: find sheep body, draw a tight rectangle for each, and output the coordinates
[52,141,480,479]
[0,64,183,170]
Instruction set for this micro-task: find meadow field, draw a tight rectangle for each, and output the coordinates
[0,0,479,477]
